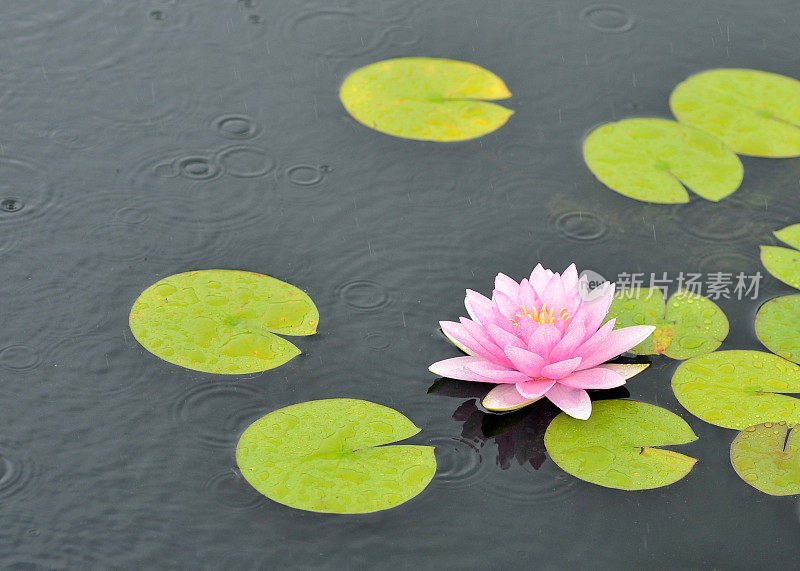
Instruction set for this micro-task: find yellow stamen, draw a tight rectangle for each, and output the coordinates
[513,303,571,325]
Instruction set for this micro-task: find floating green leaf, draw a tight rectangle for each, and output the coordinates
[482,363,649,412]
[761,224,800,289]
[670,68,800,158]
[583,118,743,203]
[672,350,800,429]
[339,57,513,142]
[755,295,800,364]
[236,399,436,514]
[129,270,318,374]
[544,400,698,490]
[761,247,800,290]
[605,288,728,359]
[730,422,800,496]
[775,224,800,250]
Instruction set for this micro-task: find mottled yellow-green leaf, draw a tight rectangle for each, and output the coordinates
[670,68,800,157]
[583,118,743,203]
[605,288,728,359]
[544,400,698,490]
[129,270,318,374]
[731,422,800,496]
[755,295,800,364]
[236,399,436,514]
[340,57,513,141]
[672,350,800,429]
[775,224,800,250]
[760,245,800,290]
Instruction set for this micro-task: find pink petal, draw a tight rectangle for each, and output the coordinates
[459,317,511,365]
[526,323,562,358]
[491,307,519,334]
[546,384,592,420]
[557,367,626,389]
[561,263,579,293]
[504,346,545,377]
[439,320,482,356]
[577,283,615,333]
[519,278,536,308]
[574,318,616,359]
[516,378,556,399]
[529,263,553,293]
[486,323,524,351]
[495,273,521,301]
[540,275,567,312]
[492,289,519,317]
[540,356,583,379]
[440,319,495,359]
[514,316,540,342]
[429,356,499,383]
[482,384,541,411]
[577,325,656,370]
[464,289,496,326]
[466,360,529,383]
[549,323,587,362]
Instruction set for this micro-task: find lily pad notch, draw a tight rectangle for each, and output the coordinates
[583,118,743,204]
[672,350,800,430]
[340,57,513,141]
[129,269,319,374]
[236,399,437,514]
[544,399,698,490]
[605,288,728,360]
[670,68,800,158]
[730,421,800,496]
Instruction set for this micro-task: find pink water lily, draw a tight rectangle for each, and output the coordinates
[429,264,655,420]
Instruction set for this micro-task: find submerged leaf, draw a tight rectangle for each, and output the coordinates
[583,118,743,203]
[670,68,800,157]
[236,399,436,514]
[129,270,318,374]
[340,57,513,141]
[672,350,800,429]
[730,422,800,496]
[544,400,698,490]
[755,295,800,364]
[606,288,728,359]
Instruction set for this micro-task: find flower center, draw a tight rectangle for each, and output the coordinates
[509,304,570,327]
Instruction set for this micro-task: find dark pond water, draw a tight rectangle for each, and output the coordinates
[1,0,799,568]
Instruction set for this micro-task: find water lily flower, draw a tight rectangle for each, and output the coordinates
[429,264,655,420]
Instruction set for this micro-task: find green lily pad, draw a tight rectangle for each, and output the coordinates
[670,68,800,158]
[775,224,800,250]
[761,225,800,290]
[583,118,743,204]
[672,350,800,429]
[730,421,800,496]
[755,295,800,364]
[236,399,436,514]
[339,57,513,141]
[760,246,800,290]
[606,288,728,359]
[543,400,698,490]
[129,270,318,374]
